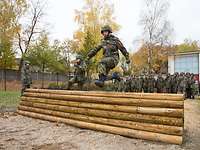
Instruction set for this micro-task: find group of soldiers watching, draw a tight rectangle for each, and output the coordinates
[113,72,199,99]
[20,58,199,99]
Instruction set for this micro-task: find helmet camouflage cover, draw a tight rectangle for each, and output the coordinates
[24,60,30,65]
[101,25,112,33]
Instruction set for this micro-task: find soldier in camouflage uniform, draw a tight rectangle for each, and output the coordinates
[148,74,155,93]
[174,72,180,93]
[185,73,191,98]
[143,75,148,93]
[117,77,126,92]
[178,72,186,94]
[112,72,122,91]
[67,55,87,90]
[190,74,198,99]
[165,73,172,93]
[130,75,136,92]
[87,25,130,87]
[156,74,164,93]
[137,75,143,92]
[125,76,133,92]
[21,61,32,95]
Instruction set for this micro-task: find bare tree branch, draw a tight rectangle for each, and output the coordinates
[139,0,173,72]
[16,0,46,71]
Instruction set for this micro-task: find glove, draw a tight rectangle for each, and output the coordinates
[126,59,130,64]
[74,64,79,68]
[85,56,90,61]
[85,57,90,64]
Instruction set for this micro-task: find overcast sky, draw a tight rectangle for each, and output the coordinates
[45,0,200,52]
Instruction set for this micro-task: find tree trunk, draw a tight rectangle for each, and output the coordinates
[18,58,24,80]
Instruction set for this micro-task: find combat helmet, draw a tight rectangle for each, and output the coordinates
[101,25,112,34]
[24,60,30,66]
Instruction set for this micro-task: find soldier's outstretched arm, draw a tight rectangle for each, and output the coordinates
[78,62,87,71]
[116,39,130,63]
[87,42,102,59]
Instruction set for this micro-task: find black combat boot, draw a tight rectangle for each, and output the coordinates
[95,74,107,87]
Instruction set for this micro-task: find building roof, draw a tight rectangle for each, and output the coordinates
[168,50,200,56]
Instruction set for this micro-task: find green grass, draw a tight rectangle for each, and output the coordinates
[0,91,21,107]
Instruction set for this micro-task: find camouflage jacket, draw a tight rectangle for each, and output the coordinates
[87,34,129,61]
[21,68,32,85]
[156,76,164,89]
[73,62,87,81]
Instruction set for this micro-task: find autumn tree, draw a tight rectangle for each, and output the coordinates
[139,0,173,72]
[70,0,120,76]
[0,0,27,90]
[0,39,15,91]
[131,44,176,74]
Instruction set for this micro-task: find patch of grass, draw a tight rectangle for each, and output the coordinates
[0,91,21,107]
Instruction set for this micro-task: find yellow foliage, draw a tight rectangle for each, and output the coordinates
[72,0,120,51]
[0,0,27,69]
[176,39,200,53]
[70,0,120,75]
[131,44,175,74]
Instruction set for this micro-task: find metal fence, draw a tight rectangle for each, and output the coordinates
[0,69,68,82]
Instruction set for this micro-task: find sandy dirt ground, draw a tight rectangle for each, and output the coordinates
[0,100,200,150]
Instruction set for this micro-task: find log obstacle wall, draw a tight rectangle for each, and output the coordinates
[17,89,184,145]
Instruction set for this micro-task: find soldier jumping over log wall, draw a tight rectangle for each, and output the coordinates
[86,25,130,87]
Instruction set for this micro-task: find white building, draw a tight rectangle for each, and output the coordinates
[168,51,200,80]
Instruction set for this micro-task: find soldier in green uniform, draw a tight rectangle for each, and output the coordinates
[177,73,185,94]
[143,75,148,93]
[185,73,191,98]
[173,72,179,93]
[124,76,132,92]
[190,74,198,99]
[139,75,144,92]
[165,73,172,93]
[148,74,155,93]
[21,61,32,95]
[118,78,126,92]
[130,75,136,92]
[67,55,87,90]
[86,25,130,87]
[156,74,164,93]
[112,72,121,91]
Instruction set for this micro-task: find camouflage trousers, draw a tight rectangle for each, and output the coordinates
[21,84,30,95]
[178,86,185,94]
[67,77,85,90]
[98,57,118,76]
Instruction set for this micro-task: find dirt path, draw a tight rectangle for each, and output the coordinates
[0,100,200,150]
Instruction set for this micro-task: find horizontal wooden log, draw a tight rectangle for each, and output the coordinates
[23,93,184,108]
[18,105,183,135]
[17,110,183,144]
[19,101,183,126]
[25,89,184,101]
[21,97,183,117]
